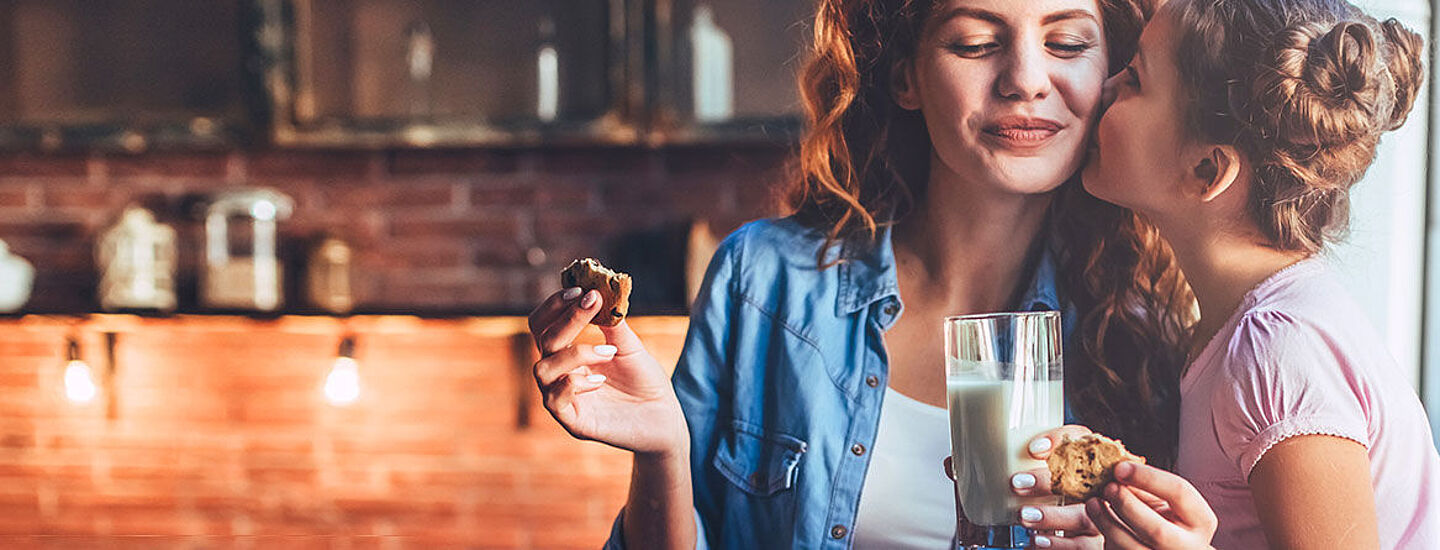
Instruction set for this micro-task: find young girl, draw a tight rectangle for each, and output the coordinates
[1075,0,1440,547]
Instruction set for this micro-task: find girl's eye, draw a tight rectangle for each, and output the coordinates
[1047,41,1094,57]
[948,42,1001,57]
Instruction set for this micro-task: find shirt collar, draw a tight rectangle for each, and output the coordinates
[835,225,1064,317]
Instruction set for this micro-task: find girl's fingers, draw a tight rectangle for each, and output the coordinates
[528,287,584,338]
[536,290,603,355]
[1104,483,1175,547]
[1113,462,1216,528]
[1084,498,1145,549]
[533,344,617,387]
[1029,425,1095,459]
[1019,503,1097,534]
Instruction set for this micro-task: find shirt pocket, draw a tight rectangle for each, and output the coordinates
[712,419,807,497]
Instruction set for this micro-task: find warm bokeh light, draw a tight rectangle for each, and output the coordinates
[63,359,98,403]
[324,356,361,406]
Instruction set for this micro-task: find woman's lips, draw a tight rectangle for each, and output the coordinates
[981,117,1065,148]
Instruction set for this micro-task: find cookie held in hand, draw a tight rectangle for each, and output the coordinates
[1047,433,1147,501]
[560,258,633,327]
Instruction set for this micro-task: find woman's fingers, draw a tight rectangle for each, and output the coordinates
[1032,533,1104,550]
[541,371,608,434]
[1113,462,1216,530]
[1029,425,1095,459]
[1012,466,1053,496]
[528,287,584,338]
[1019,503,1097,534]
[536,290,604,355]
[534,344,618,387]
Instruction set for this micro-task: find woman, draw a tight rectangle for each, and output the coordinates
[1064,0,1439,547]
[528,0,1192,547]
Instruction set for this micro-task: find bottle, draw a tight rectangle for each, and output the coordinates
[537,17,560,123]
[0,239,33,313]
[690,4,734,123]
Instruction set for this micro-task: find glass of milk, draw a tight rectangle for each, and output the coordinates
[944,311,1063,548]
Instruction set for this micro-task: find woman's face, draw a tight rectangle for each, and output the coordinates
[1081,8,1193,216]
[899,0,1110,196]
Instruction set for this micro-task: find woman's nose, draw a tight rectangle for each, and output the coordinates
[996,45,1052,101]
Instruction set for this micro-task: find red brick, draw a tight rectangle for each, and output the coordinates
[0,188,28,208]
[389,217,520,241]
[42,186,122,210]
[105,153,228,178]
[469,183,537,209]
[538,149,657,175]
[0,153,88,178]
[248,151,374,179]
[387,150,520,175]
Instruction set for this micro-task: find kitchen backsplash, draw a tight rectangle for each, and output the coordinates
[0,147,788,314]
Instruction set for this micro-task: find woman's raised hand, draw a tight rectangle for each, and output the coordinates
[529,287,688,456]
[1013,425,1104,549]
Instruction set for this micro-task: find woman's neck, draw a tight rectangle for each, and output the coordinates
[892,174,1054,314]
[1159,221,1310,357]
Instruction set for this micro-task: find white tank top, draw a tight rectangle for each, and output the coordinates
[853,387,955,548]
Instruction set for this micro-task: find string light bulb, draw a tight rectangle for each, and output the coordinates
[63,336,97,404]
[324,335,361,406]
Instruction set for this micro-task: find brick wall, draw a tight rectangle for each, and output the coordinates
[0,314,689,547]
[0,147,789,314]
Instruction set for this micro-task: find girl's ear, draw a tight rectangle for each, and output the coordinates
[1194,145,1243,203]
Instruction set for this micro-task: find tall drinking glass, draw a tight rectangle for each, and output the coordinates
[944,311,1063,549]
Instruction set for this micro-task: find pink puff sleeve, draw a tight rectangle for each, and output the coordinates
[1211,311,1373,479]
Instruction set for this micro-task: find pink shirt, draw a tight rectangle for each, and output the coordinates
[1178,259,1440,549]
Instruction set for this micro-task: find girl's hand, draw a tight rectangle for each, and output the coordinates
[1084,462,1217,549]
[529,287,688,456]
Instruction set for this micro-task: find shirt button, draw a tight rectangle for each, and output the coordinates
[831,524,848,539]
[883,303,899,316]
[865,375,879,388]
[851,443,866,456]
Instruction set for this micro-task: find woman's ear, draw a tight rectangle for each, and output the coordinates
[1193,145,1243,202]
[891,59,922,111]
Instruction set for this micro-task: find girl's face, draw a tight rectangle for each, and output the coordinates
[1081,8,1194,216]
[898,0,1110,197]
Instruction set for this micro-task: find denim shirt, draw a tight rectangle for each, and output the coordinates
[605,217,1077,549]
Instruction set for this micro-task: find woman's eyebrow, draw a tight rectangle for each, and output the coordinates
[1041,9,1099,25]
[935,6,1005,26]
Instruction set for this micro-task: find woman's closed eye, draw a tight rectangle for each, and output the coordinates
[947,41,1001,58]
[1046,40,1095,58]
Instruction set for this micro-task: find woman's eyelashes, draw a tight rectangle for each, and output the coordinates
[942,38,1095,59]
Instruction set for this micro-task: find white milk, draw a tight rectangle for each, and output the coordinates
[946,377,1063,526]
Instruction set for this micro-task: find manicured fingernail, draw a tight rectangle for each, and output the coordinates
[1012,473,1036,489]
[580,290,599,309]
[561,287,583,300]
[1020,506,1043,522]
[594,345,618,356]
[586,374,607,384]
[1029,437,1052,455]
[1033,534,1052,548]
